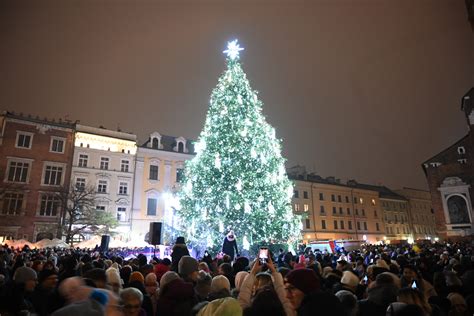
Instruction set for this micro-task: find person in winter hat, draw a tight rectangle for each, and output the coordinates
[222,230,239,260]
[178,255,199,283]
[171,236,190,272]
[197,297,242,316]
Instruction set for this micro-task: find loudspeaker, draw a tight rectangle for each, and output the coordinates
[149,222,162,245]
[100,235,110,252]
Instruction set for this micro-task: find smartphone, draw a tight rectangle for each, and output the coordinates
[259,247,269,263]
[363,275,368,283]
[411,281,417,289]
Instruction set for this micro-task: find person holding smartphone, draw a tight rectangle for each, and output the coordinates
[238,254,293,316]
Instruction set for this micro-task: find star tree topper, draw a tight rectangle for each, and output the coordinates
[223,39,244,60]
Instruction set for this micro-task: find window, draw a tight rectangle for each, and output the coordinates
[176,168,184,183]
[303,191,309,199]
[119,182,128,195]
[363,222,368,230]
[319,193,324,201]
[50,137,65,153]
[294,190,299,198]
[354,197,357,203]
[75,178,86,190]
[304,204,309,212]
[339,207,343,214]
[334,220,338,230]
[458,146,466,154]
[294,204,300,212]
[376,223,380,231]
[320,205,325,214]
[397,227,400,234]
[322,220,326,229]
[371,199,376,206]
[347,208,351,215]
[362,209,365,216]
[78,154,88,167]
[96,206,106,211]
[149,165,159,180]
[357,222,361,230]
[117,207,126,221]
[7,161,29,183]
[39,194,60,216]
[147,198,157,216]
[340,220,344,229]
[394,214,398,222]
[359,198,364,204]
[152,138,159,149]
[348,221,352,230]
[332,206,336,214]
[458,159,467,164]
[121,160,129,172]
[345,196,349,203]
[338,195,342,202]
[2,192,23,215]
[331,194,335,202]
[97,180,107,193]
[43,165,63,185]
[100,157,109,170]
[355,209,359,216]
[374,210,377,217]
[16,132,32,149]
[305,219,311,229]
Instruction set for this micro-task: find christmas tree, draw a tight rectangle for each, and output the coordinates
[178,40,301,253]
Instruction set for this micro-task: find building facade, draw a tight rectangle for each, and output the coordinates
[0,111,75,242]
[289,167,385,244]
[423,88,474,238]
[71,124,137,240]
[396,188,437,241]
[131,132,194,244]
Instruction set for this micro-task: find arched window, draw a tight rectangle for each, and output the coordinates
[447,195,470,224]
[178,142,184,153]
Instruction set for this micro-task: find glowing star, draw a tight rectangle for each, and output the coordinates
[223,39,244,60]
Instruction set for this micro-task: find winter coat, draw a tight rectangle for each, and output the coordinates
[30,285,63,316]
[358,284,398,316]
[222,238,238,260]
[297,290,345,316]
[171,244,190,272]
[156,278,197,316]
[238,271,294,316]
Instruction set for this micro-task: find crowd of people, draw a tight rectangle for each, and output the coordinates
[0,237,474,316]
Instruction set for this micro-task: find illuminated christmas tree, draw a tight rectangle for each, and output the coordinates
[178,40,301,253]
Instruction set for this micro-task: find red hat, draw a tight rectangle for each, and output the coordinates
[285,268,320,294]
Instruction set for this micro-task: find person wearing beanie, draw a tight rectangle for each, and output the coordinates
[178,255,199,283]
[340,270,360,293]
[197,296,242,316]
[171,236,190,272]
[127,271,153,316]
[129,271,145,284]
[232,271,249,298]
[284,268,344,315]
[4,266,38,315]
[32,269,62,316]
[106,267,122,294]
[208,275,231,301]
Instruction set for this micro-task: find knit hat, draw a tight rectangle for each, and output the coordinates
[38,269,57,284]
[129,271,144,284]
[176,236,185,244]
[234,271,249,290]
[14,266,37,284]
[285,268,320,294]
[106,267,122,286]
[211,275,230,293]
[178,255,199,276]
[159,271,180,288]
[197,297,242,316]
[341,271,359,289]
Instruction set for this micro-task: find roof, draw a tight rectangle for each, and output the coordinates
[141,133,195,154]
[422,134,469,166]
[2,110,76,129]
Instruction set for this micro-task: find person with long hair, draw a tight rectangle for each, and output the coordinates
[397,287,432,316]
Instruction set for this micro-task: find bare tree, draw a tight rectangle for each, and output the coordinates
[56,184,118,245]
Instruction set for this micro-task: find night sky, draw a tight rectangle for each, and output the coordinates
[1,0,473,190]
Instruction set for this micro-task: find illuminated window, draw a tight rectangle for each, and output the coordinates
[304,204,309,212]
[371,199,376,206]
[294,204,300,212]
[117,207,126,221]
[359,198,364,204]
